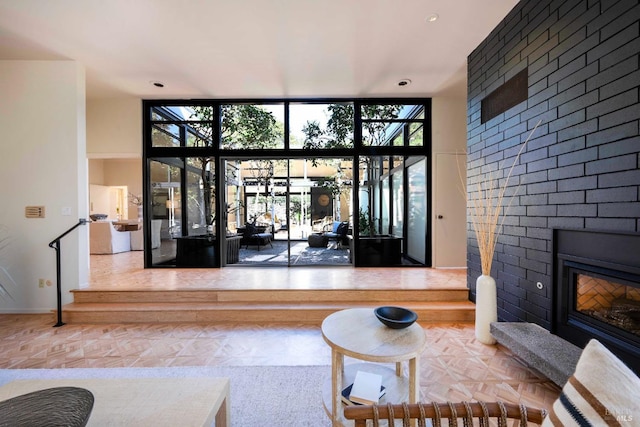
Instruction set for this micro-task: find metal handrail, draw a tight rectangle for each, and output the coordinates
[48,219,89,327]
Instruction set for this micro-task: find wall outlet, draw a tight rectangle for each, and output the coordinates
[61,207,72,216]
[38,279,45,288]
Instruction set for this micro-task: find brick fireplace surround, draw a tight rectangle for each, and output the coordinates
[466,0,640,368]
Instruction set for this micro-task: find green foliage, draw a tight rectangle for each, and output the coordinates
[325,104,356,147]
[360,104,404,119]
[221,105,282,149]
[317,177,341,197]
[301,104,402,238]
[358,208,377,237]
[302,104,354,150]
[189,104,282,149]
[289,198,302,223]
[361,104,403,146]
[301,103,404,150]
[187,105,282,232]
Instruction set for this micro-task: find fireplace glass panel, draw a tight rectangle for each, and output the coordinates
[576,273,640,337]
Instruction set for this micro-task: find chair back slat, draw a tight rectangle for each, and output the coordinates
[344,401,547,426]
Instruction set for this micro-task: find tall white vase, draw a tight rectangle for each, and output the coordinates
[475,274,497,344]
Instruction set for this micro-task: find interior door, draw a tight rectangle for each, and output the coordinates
[434,153,466,267]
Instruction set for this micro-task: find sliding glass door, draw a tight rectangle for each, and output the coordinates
[221,157,353,266]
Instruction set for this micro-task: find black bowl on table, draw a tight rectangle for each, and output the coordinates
[374,306,418,329]
[89,214,108,221]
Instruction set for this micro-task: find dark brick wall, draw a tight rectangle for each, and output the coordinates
[467,0,640,329]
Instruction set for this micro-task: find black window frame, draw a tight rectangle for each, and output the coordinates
[142,98,432,268]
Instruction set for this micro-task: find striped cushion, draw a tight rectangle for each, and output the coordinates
[542,339,640,426]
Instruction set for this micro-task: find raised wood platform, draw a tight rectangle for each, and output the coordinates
[69,254,475,325]
[62,288,474,325]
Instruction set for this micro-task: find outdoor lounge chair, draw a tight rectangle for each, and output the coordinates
[241,223,273,250]
[323,221,349,248]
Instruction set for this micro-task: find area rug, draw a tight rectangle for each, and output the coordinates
[0,365,331,427]
[238,240,349,265]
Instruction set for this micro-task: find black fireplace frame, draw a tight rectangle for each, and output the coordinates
[553,228,640,374]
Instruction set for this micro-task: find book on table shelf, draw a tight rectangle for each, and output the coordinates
[344,370,385,406]
[341,383,386,406]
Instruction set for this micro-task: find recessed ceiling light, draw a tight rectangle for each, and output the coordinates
[426,14,439,23]
[398,79,412,87]
[150,81,164,88]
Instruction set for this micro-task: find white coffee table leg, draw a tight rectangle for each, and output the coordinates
[409,356,419,403]
[332,349,344,426]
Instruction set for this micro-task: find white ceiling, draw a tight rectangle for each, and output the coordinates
[0,0,519,100]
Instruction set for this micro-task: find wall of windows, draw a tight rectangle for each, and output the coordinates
[143,99,431,268]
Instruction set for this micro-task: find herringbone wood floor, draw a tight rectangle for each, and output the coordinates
[0,251,560,414]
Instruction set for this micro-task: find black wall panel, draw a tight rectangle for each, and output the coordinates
[467,0,640,329]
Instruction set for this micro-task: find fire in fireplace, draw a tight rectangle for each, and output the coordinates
[553,228,640,375]
[575,273,640,337]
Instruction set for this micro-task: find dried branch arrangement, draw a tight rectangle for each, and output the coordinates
[467,120,541,275]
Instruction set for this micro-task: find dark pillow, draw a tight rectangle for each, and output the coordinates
[245,223,256,235]
[337,222,348,236]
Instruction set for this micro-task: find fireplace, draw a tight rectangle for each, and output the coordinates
[575,273,640,335]
[553,229,640,374]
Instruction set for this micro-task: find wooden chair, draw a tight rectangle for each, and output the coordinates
[344,401,547,427]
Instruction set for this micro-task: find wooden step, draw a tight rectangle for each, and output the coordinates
[62,288,474,325]
[60,301,475,325]
[70,288,470,304]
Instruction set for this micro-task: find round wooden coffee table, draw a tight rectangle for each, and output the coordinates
[321,308,426,426]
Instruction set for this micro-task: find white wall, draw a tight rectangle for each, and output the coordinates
[105,160,143,220]
[87,98,142,158]
[86,97,469,266]
[87,99,144,219]
[0,60,88,312]
[431,96,468,268]
[88,159,105,185]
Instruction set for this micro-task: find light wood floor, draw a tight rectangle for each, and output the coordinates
[0,251,560,413]
[87,251,468,291]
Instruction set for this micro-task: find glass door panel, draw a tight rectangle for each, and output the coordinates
[291,158,352,267]
[185,157,210,236]
[392,170,404,237]
[359,155,427,266]
[407,158,427,264]
[225,158,289,266]
[381,178,390,235]
[219,156,355,266]
[149,159,182,266]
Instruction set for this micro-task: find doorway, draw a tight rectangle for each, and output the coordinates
[434,153,466,267]
[223,157,352,267]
